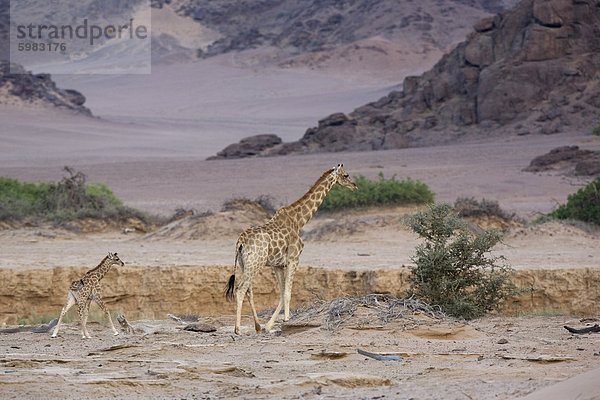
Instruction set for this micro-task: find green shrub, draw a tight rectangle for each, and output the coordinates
[319,172,434,211]
[406,203,516,319]
[0,166,151,224]
[548,177,600,226]
[592,122,600,136]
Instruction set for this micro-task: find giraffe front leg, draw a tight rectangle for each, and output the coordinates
[283,260,298,322]
[51,293,75,338]
[79,299,92,339]
[94,296,118,336]
[264,266,285,333]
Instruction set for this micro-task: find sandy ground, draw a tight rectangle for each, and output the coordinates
[1,312,600,399]
[0,209,599,272]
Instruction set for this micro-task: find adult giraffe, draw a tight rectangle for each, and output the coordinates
[226,164,358,334]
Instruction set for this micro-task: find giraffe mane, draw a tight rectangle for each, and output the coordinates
[282,168,335,211]
[83,254,111,276]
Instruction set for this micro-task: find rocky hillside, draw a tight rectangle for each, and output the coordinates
[211,0,600,158]
[156,0,517,68]
[0,0,8,61]
[0,62,92,115]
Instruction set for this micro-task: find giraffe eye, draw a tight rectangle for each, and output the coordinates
[343,174,349,178]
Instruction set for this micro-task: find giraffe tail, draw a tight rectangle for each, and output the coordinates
[225,274,235,301]
[225,242,242,301]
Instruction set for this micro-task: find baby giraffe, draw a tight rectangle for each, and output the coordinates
[51,252,124,339]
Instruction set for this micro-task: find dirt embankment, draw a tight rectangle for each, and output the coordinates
[1,202,599,324]
[2,264,599,325]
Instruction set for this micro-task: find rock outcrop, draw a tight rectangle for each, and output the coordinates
[213,0,600,158]
[208,134,282,160]
[524,145,600,175]
[0,62,92,115]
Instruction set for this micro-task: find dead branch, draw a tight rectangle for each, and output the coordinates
[0,318,58,334]
[564,324,600,334]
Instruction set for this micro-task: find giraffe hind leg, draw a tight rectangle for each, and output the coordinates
[51,292,76,338]
[264,266,285,333]
[234,276,252,335]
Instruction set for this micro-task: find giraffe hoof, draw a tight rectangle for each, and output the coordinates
[51,334,57,338]
[113,332,119,336]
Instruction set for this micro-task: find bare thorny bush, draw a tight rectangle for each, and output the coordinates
[288,294,447,331]
[45,166,93,211]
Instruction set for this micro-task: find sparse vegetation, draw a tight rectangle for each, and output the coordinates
[406,203,516,320]
[17,311,57,325]
[319,172,434,211]
[454,197,517,222]
[254,194,278,215]
[0,166,153,225]
[513,307,566,317]
[547,176,600,226]
[592,121,600,136]
[222,195,278,217]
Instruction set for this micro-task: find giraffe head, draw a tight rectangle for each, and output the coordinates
[333,164,358,191]
[107,252,125,267]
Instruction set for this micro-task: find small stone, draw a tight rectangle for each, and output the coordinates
[183,323,217,333]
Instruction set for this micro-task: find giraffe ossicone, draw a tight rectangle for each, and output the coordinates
[51,252,125,339]
[226,164,358,335]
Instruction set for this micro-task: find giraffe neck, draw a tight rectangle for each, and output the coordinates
[282,169,336,229]
[83,255,113,283]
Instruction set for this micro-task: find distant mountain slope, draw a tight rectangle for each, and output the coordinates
[211,0,600,158]
[162,0,515,57]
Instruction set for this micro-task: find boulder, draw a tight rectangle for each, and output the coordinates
[524,145,600,175]
[208,134,282,160]
[61,89,86,106]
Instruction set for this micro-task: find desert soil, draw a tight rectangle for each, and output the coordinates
[0,313,599,400]
[2,132,600,399]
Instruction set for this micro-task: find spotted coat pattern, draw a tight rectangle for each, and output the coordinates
[228,164,358,334]
[51,252,124,339]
